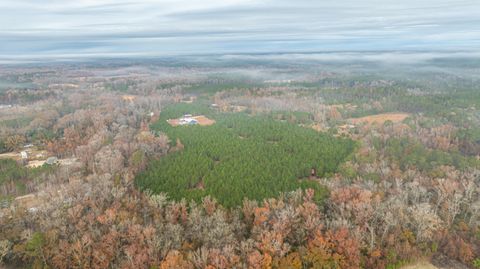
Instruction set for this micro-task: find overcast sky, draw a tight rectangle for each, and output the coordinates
[0,0,479,60]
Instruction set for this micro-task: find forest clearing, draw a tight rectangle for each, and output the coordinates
[348,112,410,125]
[400,261,439,269]
[26,157,78,168]
[166,115,215,126]
[0,148,47,162]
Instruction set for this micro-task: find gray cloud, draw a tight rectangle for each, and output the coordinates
[0,0,479,61]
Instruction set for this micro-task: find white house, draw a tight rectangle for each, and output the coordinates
[179,117,198,125]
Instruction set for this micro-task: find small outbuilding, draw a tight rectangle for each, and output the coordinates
[45,157,59,165]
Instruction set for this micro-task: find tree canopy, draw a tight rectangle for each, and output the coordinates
[136,104,355,207]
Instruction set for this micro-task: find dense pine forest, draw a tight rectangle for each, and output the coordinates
[137,103,355,207]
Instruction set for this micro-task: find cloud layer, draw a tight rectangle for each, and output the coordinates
[0,0,479,60]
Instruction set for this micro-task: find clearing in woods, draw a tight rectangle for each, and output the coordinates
[167,115,216,126]
[400,261,439,269]
[348,112,410,125]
